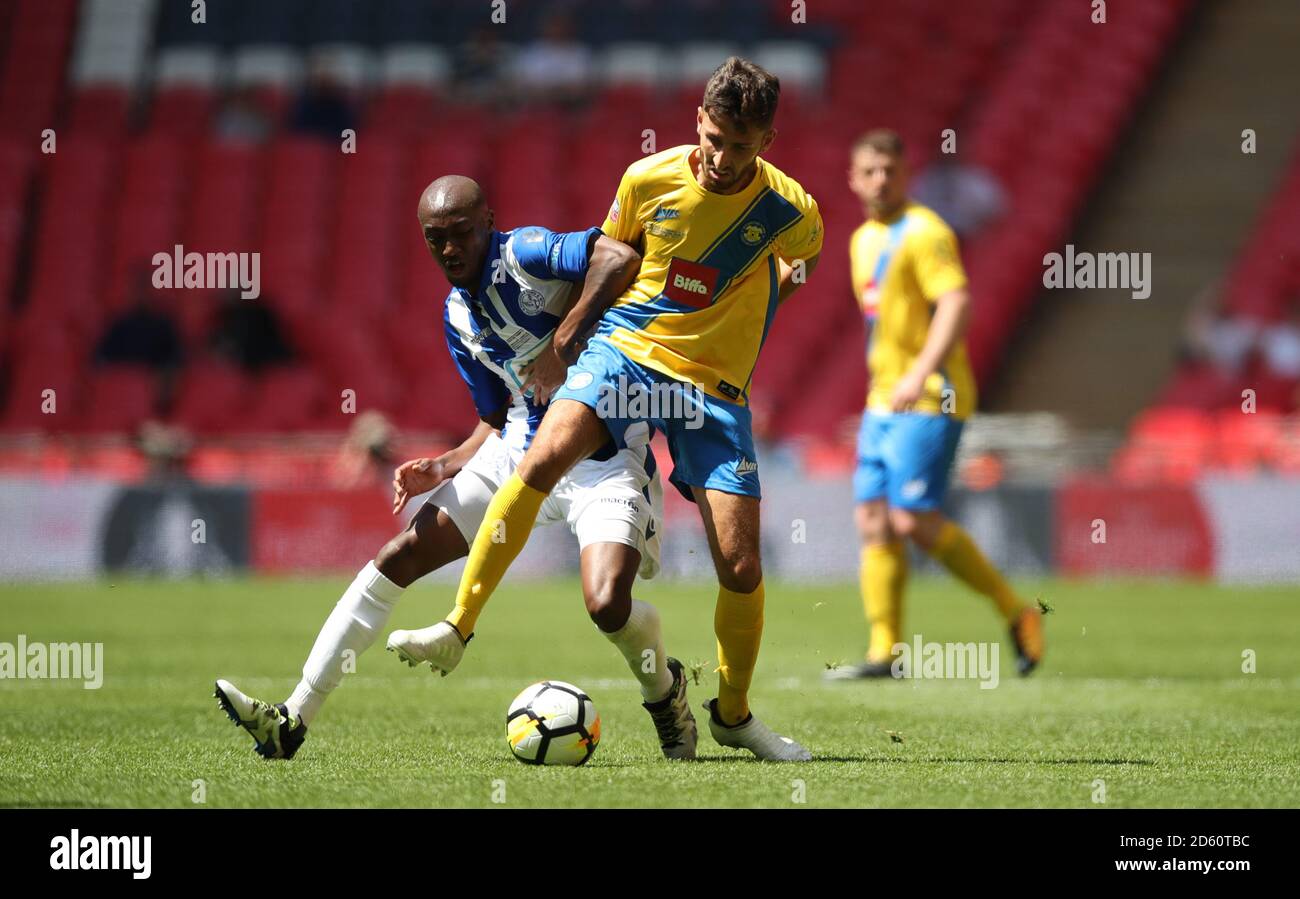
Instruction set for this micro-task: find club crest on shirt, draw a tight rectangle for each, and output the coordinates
[518,288,546,315]
[740,220,767,246]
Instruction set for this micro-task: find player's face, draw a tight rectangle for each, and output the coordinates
[696,108,774,194]
[849,147,908,217]
[421,206,493,290]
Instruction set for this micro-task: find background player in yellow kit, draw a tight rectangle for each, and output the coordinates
[826,129,1045,681]
[403,58,824,760]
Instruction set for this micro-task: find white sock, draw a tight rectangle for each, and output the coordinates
[286,561,404,726]
[602,599,673,702]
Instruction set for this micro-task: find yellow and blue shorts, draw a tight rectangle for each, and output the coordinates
[553,337,760,501]
[854,410,963,509]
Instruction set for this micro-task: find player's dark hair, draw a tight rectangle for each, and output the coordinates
[853,129,906,158]
[702,56,780,130]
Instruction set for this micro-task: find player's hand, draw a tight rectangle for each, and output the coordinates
[890,370,928,412]
[392,457,447,515]
[520,341,572,406]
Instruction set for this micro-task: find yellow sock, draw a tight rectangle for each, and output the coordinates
[928,521,1023,622]
[447,472,546,637]
[862,541,907,662]
[714,580,764,724]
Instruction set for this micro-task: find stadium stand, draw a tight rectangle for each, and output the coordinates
[0,0,1196,484]
[1114,138,1300,482]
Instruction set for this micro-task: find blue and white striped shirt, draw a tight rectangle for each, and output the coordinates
[443,226,600,451]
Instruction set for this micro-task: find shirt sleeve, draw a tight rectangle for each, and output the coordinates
[600,165,643,246]
[444,307,509,420]
[510,226,602,281]
[848,225,867,304]
[774,190,824,263]
[911,220,968,301]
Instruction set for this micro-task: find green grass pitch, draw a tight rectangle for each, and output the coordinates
[1,575,1297,808]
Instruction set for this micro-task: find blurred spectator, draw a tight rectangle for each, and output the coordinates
[329,410,397,490]
[94,280,183,372]
[289,68,356,140]
[455,25,509,105]
[209,291,294,372]
[136,420,192,478]
[215,87,273,144]
[913,162,1007,238]
[1181,286,1259,374]
[1259,303,1300,379]
[512,13,594,107]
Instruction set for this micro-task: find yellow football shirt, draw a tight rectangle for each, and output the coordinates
[599,145,823,403]
[849,201,975,420]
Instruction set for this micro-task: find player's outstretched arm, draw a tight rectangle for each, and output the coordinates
[392,415,501,515]
[890,286,970,412]
[521,235,641,401]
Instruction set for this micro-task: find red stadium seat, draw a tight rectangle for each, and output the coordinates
[2,329,83,432]
[67,87,132,136]
[242,366,324,431]
[184,141,263,260]
[107,135,192,311]
[0,0,77,139]
[171,361,251,434]
[148,86,216,136]
[82,366,160,432]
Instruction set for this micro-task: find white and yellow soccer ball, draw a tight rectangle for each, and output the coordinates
[505,680,600,766]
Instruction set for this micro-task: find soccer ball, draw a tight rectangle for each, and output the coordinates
[505,680,600,766]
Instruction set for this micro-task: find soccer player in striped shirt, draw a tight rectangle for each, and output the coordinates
[215,176,696,760]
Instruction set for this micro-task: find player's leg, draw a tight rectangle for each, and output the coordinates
[833,411,910,679]
[891,503,1044,673]
[446,337,648,638]
[446,398,608,638]
[581,540,635,632]
[859,501,906,666]
[384,451,513,674]
[567,449,696,758]
[215,500,469,759]
[891,505,1016,618]
[693,486,763,719]
[580,542,696,759]
[888,415,1044,674]
[294,502,469,707]
[692,487,809,761]
[656,381,809,760]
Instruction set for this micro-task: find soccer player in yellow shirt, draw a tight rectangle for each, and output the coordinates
[396,58,823,760]
[827,129,1045,681]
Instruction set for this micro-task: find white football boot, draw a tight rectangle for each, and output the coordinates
[214,679,307,760]
[385,621,469,676]
[704,698,812,762]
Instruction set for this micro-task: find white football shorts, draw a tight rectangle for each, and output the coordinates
[424,430,663,579]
